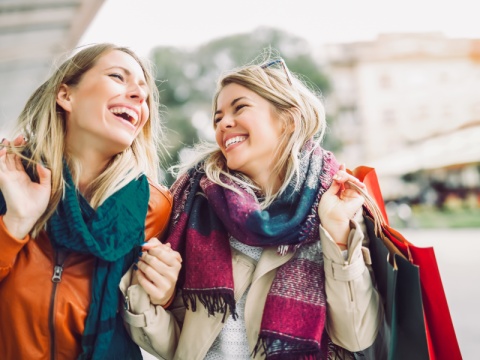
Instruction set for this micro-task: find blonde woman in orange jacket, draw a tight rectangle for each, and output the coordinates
[0,43,181,360]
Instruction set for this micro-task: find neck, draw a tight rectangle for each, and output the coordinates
[253,171,282,196]
[67,146,111,195]
[78,162,109,194]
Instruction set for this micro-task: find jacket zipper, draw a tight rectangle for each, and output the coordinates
[49,249,68,360]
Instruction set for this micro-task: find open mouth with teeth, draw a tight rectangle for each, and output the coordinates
[109,107,139,126]
[225,135,247,149]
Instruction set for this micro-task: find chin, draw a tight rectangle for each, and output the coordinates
[104,139,134,156]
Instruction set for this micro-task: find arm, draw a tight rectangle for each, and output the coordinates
[121,183,183,359]
[320,217,382,352]
[318,165,382,351]
[0,217,31,280]
[120,265,183,360]
[0,137,51,280]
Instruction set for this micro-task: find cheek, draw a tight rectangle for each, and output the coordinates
[215,128,223,148]
[142,104,150,124]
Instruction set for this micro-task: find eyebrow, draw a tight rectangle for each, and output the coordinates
[105,66,148,88]
[214,96,247,116]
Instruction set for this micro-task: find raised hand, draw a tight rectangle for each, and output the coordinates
[134,237,182,306]
[0,136,51,239]
[318,164,365,246]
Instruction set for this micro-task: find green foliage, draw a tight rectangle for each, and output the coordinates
[151,27,333,185]
[409,206,480,228]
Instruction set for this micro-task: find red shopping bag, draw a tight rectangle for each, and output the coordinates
[350,166,462,360]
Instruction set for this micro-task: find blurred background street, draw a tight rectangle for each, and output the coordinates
[1,1,478,359]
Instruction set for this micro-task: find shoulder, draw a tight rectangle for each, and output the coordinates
[147,178,173,208]
[145,178,173,240]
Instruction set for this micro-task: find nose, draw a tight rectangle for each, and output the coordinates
[218,114,235,131]
[128,83,147,104]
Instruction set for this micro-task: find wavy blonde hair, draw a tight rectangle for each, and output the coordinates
[11,43,162,236]
[175,56,327,208]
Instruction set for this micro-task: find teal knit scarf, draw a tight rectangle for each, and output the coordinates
[46,163,149,359]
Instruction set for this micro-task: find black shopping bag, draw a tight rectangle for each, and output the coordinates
[364,216,430,360]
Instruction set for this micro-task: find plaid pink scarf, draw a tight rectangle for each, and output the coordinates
[167,143,343,359]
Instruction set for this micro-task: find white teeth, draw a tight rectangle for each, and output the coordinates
[225,136,247,148]
[110,107,139,125]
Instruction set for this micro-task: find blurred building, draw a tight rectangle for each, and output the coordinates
[0,0,105,135]
[323,33,480,203]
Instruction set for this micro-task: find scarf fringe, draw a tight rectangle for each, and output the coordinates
[252,335,354,360]
[253,335,325,360]
[182,290,237,322]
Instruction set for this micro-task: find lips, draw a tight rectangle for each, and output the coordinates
[225,135,247,149]
[109,106,139,126]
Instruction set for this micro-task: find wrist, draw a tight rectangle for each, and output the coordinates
[322,219,350,244]
[160,292,175,309]
[335,241,348,250]
[2,214,34,239]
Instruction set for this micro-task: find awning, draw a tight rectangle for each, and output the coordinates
[369,125,480,176]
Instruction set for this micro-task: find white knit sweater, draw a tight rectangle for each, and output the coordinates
[204,237,262,359]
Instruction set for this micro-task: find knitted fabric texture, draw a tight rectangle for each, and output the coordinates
[167,142,340,359]
[44,163,149,359]
[15,162,149,360]
[48,164,148,359]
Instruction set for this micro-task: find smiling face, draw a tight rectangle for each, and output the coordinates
[214,83,285,188]
[57,49,150,158]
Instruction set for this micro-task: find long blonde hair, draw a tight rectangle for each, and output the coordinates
[176,56,326,208]
[12,43,162,236]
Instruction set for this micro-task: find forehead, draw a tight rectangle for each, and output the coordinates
[95,50,146,82]
[217,83,260,106]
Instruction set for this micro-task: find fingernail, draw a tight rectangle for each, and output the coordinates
[141,242,149,246]
[138,251,143,257]
[133,264,138,271]
[333,174,341,180]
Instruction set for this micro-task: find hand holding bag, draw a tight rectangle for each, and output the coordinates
[348,166,462,360]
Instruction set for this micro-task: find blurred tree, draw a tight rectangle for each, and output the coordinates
[152,27,335,185]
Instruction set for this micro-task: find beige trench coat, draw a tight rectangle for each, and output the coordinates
[120,220,383,360]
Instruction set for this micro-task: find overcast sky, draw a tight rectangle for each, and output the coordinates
[80,0,480,56]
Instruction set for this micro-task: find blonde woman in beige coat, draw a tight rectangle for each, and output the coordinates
[121,57,383,359]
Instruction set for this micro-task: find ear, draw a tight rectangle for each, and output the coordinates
[56,84,73,113]
[282,108,297,134]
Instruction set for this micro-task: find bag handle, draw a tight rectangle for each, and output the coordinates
[346,175,410,262]
[347,166,389,224]
[347,180,409,262]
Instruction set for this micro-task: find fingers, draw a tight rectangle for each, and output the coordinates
[333,168,365,190]
[0,136,28,173]
[36,163,52,187]
[135,239,182,305]
[135,269,172,304]
[138,243,182,277]
[0,135,26,151]
[141,237,162,249]
[147,243,182,264]
[12,135,26,147]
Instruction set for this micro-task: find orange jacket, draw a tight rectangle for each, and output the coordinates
[0,180,172,360]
